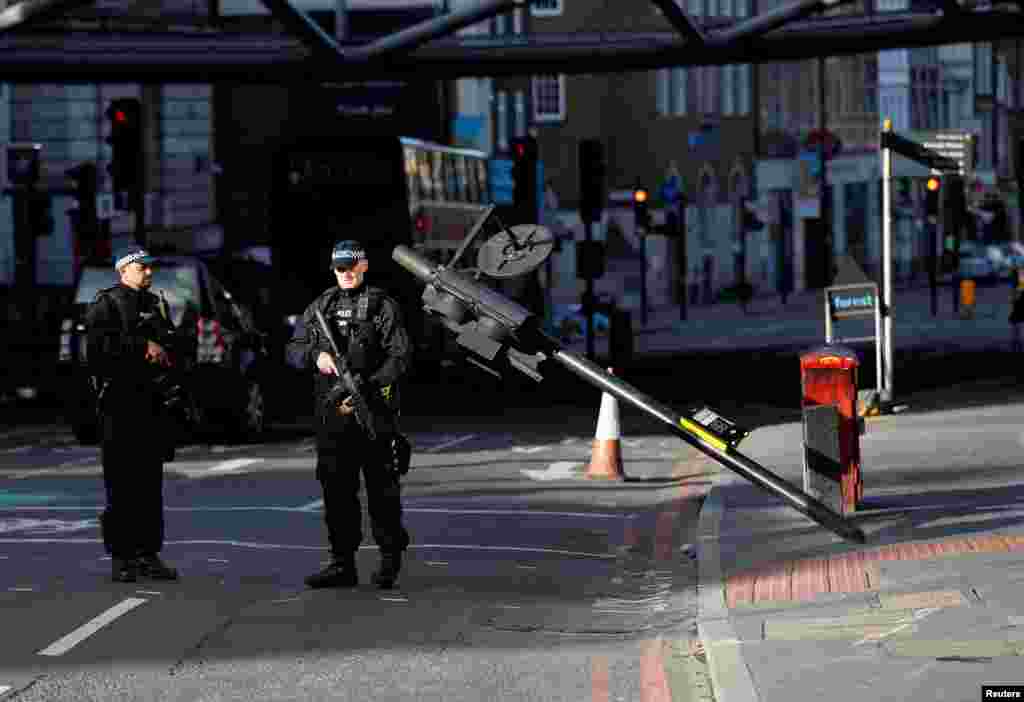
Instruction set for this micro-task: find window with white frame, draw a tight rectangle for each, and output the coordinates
[737,64,751,115]
[532,75,566,122]
[722,65,735,115]
[530,0,562,16]
[656,68,689,116]
[496,90,509,152]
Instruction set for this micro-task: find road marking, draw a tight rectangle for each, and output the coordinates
[591,656,609,702]
[0,685,10,696]
[297,502,628,520]
[425,561,448,566]
[640,637,672,702]
[0,537,617,559]
[9,587,34,592]
[37,597,148,656]
[206,458,264,474]
[425,434,477,452]
[379,596,408,602]
[513,446,546,454]
[135,591,163,596]
[521,461,584,481]
[0,518,98,535]
[853,607,941,646]
[207,558,229,563]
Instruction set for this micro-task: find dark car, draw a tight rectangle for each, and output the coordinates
[58,255,274,444]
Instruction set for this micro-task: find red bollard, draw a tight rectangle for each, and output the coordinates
[799,345,862,514]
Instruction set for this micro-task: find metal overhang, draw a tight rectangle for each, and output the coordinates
[0,9,1021,81]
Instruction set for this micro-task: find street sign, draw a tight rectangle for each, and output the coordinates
[908,130,975,175]
[827,284,878,319]
[879,131,959,173]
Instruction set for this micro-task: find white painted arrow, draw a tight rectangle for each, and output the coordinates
[521,461,583,481]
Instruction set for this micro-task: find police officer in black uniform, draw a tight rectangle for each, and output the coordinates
[288,240,414,589]
[85,245,184,583]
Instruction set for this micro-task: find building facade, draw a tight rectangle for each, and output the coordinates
[754,0,1023,293]
[461,0,759,309]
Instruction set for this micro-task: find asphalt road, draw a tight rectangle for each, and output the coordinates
[0,415,717,702]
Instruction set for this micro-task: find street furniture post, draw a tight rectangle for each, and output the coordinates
[800,346,863,515]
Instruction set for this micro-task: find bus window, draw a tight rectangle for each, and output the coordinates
[416,149,433,199]
[430,150,445,201]
[475,160,489,203]
[452,154,468,202]
[404,145,420,204]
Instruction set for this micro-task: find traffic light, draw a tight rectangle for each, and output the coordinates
[633,186,650,231]
[6,143,41,188]
[511,135,539,224]
[578,139,606,225]
[105,98,143,198]
[66,162,100,244]
[925,176,940,220]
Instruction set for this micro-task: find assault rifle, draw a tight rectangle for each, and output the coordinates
[314,308,377,441]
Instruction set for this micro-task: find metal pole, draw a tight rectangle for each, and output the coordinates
[551,348,866,544]
[824,294,832,343]
[678,201,688,321]
[881,122,894,404]
[874,296,883,398]
[585,220,595,360]
[641,226,648,327]
[335,0,347,40]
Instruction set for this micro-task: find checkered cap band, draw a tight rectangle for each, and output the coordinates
[115,249,154,271]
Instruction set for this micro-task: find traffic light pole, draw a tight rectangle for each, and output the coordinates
[585,219,595,360]
[677,200,687,321]
[640,225,648,327]
[881,126,894,405]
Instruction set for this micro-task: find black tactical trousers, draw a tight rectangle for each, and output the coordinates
[316,424,410,559]
[100,413,166,560]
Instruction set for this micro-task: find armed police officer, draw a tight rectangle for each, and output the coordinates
[288,240,414,589]
[85,245,187,583]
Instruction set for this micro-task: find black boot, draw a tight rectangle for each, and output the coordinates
[111,557,138,583]
[371,551,402,589]
[305,556,358,589]
[137,553,179,581]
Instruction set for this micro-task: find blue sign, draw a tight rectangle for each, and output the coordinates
[489,158,514,206]
[660,174,682,205]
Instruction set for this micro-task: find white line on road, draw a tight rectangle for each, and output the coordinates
[425,434,477,452]
[513,446,546,454]
[296,502,628,519]
[406,507,627,519]
[37,597,147,656]
[9,587,34,592]
[206,458,264,474]
[0,537,616,559]
[853,607,941,646]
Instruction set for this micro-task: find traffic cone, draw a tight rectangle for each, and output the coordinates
[586,368,625,480]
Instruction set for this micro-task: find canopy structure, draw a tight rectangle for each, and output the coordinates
[0,0,1020,81]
